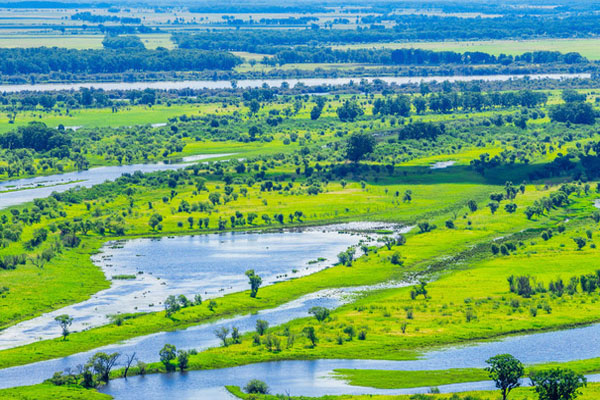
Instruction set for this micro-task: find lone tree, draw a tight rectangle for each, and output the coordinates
[346,132,376,163]
[530,368,586,400]
[256,319,269,335]
[55,314,73,340]
[485,354,524,400]
[244,379,269,394]
[245,269,263,298]
[308,306,330,322]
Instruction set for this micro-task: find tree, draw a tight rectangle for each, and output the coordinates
[89,352,120,383]
[485,354,524,400]
[55,314,73,340]
[467,199,478,212]
[256,319,269,335]
[164,295,181,317]
[208,192,221,205]
[573,237,587,250]
[148,213,163,231]
[177,350,189,371]
[249,99,260,114]
[244,379,269,394]
[346,132,376,163]
[245,269,262,298]
[336,100,364,122]
[310,105,322,120]
[159,344,177,371]
[530,368,586,400]
[309,306,330,322]
[215,326,230,347]
[303,326,318,347]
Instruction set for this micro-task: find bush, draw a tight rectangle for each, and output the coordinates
[244,379,269,394]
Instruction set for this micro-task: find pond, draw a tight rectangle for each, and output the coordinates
[0,223,403,349]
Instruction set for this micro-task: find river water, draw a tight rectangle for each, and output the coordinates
[0,73,589,93]
[0,154,231,210]
[98,320,600,399]
[0,223,400,348]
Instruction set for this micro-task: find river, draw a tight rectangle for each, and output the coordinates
[0,223,402,348]
[0,154,231,210]
[0,73,590,93]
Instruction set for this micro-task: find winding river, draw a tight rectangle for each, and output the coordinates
[0,73,590,93]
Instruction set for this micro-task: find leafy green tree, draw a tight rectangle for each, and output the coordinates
[467,199,478,212]
[89,352,120,383]
[573,237,587,250]
[55,314,73,340]
[245,269,263,298]
[309,306,330,322]
[177,350,189,371]
[256,319,269,335]
[336,100,364,122]
[244,379,269,394]
[485,354,524,400]
[346,132,375,162]
[148,213,163,231]
[164,295,181,317]
[303,326,318,347]
[530,368,586,400]
[159,344,177,371]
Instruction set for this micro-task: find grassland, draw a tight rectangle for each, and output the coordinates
[332,38,600,60]
[0,384,110,400]
[227,383,600,400]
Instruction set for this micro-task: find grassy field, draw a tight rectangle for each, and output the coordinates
[0,384,110,400]
[332,38,600,60]
[227,383,600,400]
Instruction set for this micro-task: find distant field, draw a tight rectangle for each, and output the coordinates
[334,38,600,60]
[2,33,174,49]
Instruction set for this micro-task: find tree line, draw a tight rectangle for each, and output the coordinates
[266,47,587,66]
[0,47,242,76]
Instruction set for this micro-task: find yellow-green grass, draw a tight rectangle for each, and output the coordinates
[0,384,110,400]
[0,181,553,368]
[227,383,600,400]
[336,355,600,389]
[332,38,600,60]
[110,189,600,378]
[101,187,594,376]
[0,103,234,134]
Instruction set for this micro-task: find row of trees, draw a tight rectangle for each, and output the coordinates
[0,47,241,75]
[173,13,600,51]
[267,47,587,67]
